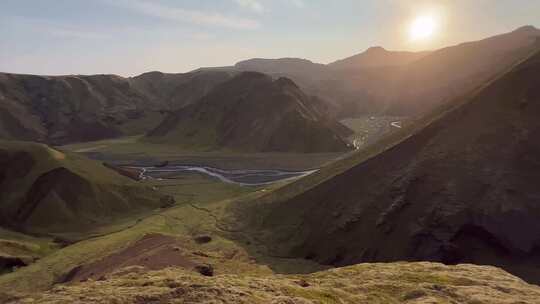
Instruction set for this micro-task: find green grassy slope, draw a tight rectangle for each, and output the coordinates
[0,140,167,239]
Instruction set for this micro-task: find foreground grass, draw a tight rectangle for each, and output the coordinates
[0,171,318,299]
[14,262,540,303]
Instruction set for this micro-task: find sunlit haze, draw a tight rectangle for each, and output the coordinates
[1,0,539,76]
[409,15,439,41]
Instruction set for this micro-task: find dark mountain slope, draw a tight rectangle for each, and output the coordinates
[130,70,235,110]
[0,73,159,144]
[0,141,169,238]
[230,49,540,283]
[389,25,540,114]
[0,71,234,145]
[146,72,353,153]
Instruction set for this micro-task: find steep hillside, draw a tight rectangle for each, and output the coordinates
[229,49,540,283]
[146,72,353,153]
[329,46,430,70]
[0,71,234,145]
[0,73,155,144]
[389,25,540,114]
[130,70,235,110]
[0,141,169,238]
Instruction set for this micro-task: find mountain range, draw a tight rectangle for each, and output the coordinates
[0,70,235,145]
[233,25,540,116]
[2,25,540,303]
[0,26,539,151]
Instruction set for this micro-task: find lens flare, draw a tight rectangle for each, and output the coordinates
[409,15,438,41]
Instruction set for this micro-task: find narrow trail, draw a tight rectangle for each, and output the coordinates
[181,201,304,261]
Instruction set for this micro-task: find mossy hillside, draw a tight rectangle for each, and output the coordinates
[0,140,164,238]
[16,262,540,303]
[0,171,270,297]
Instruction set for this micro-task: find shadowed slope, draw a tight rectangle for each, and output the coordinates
[146,72,353,153]
[0,71,235,145]
[0,141,168,238]
[229,49,540,283]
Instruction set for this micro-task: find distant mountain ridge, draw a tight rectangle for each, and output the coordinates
[230,25,540,117]
[0,70,236,144]
[328,46,431,70]
[1,26,539,145]
[146,72,353,153]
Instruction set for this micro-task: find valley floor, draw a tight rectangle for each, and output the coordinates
[59,136,344,170]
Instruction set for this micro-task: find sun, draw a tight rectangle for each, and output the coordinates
[409,15,439,41]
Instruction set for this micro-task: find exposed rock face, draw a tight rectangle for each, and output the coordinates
[234,51,540,283]
[147,72,353,153]
[0,71,235,145]
[15,263,540,303]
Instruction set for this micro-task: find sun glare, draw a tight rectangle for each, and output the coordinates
[409,15,438,41]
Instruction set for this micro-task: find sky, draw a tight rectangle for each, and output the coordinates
[1,0,539,76]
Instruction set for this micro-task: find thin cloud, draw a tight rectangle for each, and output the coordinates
[46,28,110,40]
[290,0,306,8]
[233,0,265,13]
[110,0,260,30]
[5,16,110,40]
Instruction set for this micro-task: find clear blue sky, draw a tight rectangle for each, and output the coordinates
[1,0,539,76]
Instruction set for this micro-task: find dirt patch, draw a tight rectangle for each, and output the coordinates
[46,146,66,160]
[66,234,196,282]
[73,145,107,153]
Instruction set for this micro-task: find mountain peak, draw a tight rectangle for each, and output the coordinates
[514,25,539,33]
[147,73,351,153]
[365,46,387,53]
